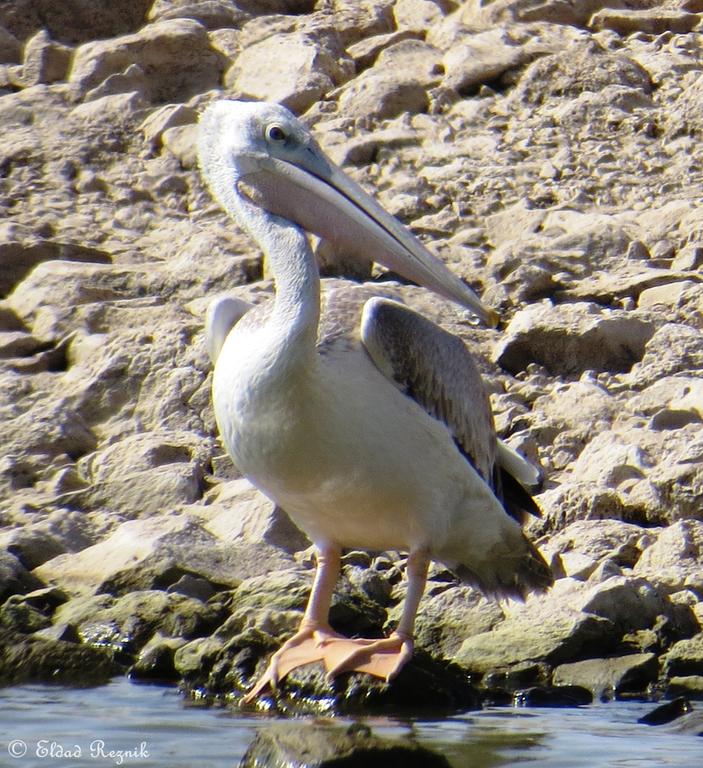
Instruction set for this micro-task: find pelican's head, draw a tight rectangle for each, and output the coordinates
[198,99,498,326]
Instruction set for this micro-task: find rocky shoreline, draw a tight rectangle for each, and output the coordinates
[1,0,702,725]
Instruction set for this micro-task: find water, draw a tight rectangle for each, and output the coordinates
[0,678,700,767]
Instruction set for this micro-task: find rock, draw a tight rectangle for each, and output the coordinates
[129,632,186,682]
[140,103,198,147]
[0,629,120,686]
[0,25,21,63]
[493,302,655,377]
[239,721,452,768]
[662,635,703,679]
[410,586,504,657]
[552,653,658,700]
[202,478,310,553]
[373,38,442,89]
[638,696,693,726]
[73,430,209,518]
[0,231,111,299]
[454,607,617,673]
[628,324,703,389]
[0,1,151,45]
[34,513,295,596]
[513,685,592,707]
[590,10,702,36]
[515,41,652,107]
[634,520,703,593]
[442,28,534,95]
[69,19,225,102]
[61,589,224,659]
[668,675,703,698]
[225,29,352,114]
[393,0,447,33]
[21,30,72,85]
[0,551,44,602]
[148,0,251,28]
[638,280,699,310]
[542,520,647,581]
[161,123,199,168]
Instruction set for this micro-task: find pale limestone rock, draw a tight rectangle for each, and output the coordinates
[410,587,505,657]
[485,199,546,248]
[541,519,648,578]
[590,9,701,36]
[346,30,417,71]
[202,478,310,552]
[662,634,703,679]
[34,515,206,594]
[374,38,442,88]
[628,323,703,389]
[632,376,703,420]
[494,301,655,377]
[337,73,429,120]
[69,90,147,122]
[454,607,615,673]
[516,40,652,106]
[148,0,251,28]
[224,29,352,114]
[449,0,609,30]
[552,653,658,699]
[442,28,531,95]
[21,30,72,85]
[69,19,224,102]
[570,431,652,488]
[140,104,198,147]
[393,0,446,33]
[161,123,198,168]
[320,1,395,46]
[638,280,698,309]
[634,520,703,593]
[34,513,295,596]
[75,430,209,518]
[531,379,617,446]
[576,575,672,634]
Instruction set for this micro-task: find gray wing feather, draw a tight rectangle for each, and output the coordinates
[360,297,496,485]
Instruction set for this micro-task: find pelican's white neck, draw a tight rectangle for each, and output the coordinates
[255,208,321,349]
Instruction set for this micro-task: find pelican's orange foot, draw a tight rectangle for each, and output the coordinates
[321,632,413,682]
[242,629,414,703]
[242,624,343,704]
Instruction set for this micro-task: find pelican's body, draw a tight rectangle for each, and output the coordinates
[198,100,552,700]
[214,289,509,564]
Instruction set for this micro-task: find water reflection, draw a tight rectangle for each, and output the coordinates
[0,679,700,768]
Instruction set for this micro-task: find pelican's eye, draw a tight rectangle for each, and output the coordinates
[265,123,288,143]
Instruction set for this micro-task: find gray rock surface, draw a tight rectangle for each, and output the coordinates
[0,0,702,710]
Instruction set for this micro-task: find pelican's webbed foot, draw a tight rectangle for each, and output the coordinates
[319,631,413,682]
[242,622,342,704]
[242,628,414,703]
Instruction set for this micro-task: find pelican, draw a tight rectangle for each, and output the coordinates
[197,100,552,702]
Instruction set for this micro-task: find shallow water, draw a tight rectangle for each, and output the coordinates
[0,678,699,767]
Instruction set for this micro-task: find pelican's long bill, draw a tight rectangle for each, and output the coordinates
[237,147,499,327]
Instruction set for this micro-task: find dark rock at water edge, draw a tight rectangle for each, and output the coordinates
[0,628,120,686]
[638,696,693,726]
[183,646,480,716]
